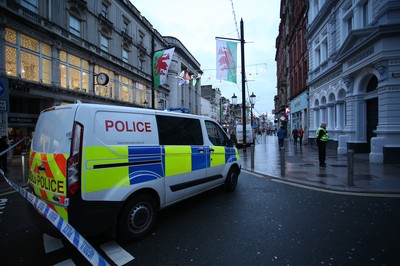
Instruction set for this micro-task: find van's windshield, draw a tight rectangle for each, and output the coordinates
[32,107,75,154]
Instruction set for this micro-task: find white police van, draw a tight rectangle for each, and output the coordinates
[28,103,241,241]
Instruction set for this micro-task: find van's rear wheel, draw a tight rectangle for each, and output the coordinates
[225,167,239,192]
[117,194,157,242]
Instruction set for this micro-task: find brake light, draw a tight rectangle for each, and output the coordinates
[67,122,83,196]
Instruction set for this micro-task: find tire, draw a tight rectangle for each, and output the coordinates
[225,167,239,192]
[117,193,158,242]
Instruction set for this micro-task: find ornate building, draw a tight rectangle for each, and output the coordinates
[0,0,202,152]
[307,0,400,163]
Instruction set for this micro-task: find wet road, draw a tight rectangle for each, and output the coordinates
[1,171,400,265]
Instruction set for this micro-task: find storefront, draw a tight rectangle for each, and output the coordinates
[289,91,308,136]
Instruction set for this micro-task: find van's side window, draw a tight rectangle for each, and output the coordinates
[205,121,232,147]
[156,115,203,145]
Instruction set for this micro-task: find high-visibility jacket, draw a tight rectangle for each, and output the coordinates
[316,127,329,142]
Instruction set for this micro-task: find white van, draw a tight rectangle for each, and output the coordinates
[235,124,254,147]
[28,103,241,241]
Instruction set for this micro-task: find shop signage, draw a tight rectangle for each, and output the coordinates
[8,116,38,125]
[0,101,6,111]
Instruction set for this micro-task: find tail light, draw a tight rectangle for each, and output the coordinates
[67,122,83,196]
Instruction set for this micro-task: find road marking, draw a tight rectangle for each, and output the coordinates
[53,259,76,266]
[100,241,134,266]
[242,169,400,198]
[0,198,7,214]
[43,233,64,253]
[270,178,400,198]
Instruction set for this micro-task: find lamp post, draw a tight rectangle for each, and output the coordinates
[249,92,256,129]
[231,93,238,129]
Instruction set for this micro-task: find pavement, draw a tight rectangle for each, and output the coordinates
[239,134,400,194]
[1,135,400,195]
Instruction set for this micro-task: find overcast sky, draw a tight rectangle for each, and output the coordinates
[132,0,281,117]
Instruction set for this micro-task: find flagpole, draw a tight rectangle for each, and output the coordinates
[151,35,155,109]
[215,18,247,152]
[240,18,247,152]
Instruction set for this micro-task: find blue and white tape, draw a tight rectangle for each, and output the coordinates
[1,171,110,266]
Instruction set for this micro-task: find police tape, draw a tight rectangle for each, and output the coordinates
[1,172,110,266]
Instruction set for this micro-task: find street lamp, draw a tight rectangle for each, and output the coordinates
[231,93,238,105]
[231,93,238,130]
[249,92,256,128]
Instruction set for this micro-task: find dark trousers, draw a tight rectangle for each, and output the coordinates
[317,141,327,165]
[278,138,284,148]
[0,154,7,171]
[299,136,303,145]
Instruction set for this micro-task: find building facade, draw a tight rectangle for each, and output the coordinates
[307,0,400,163]
[0,0,201,154]
[287,0,309,138]
[274,0,290,130]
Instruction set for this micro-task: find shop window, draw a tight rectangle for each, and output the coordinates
[5,29,51,83]
[118,75,133,103]
[94,66,114,98]
[60,51,89,92]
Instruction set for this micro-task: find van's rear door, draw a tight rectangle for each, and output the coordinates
[29,105,76,221]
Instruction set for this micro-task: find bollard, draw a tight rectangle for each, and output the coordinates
[347,149,354,186]
[251,145,255,169]
[21,152,29,183]
[280,147,285,177]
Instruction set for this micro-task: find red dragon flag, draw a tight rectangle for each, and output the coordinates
[216,39,237,83]
[153,47,175,88]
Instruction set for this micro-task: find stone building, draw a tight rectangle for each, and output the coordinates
[307,0,400,163]
[0,0,201,151]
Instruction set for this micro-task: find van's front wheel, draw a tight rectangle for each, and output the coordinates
[117,194,158,242]
[225,167,239,192]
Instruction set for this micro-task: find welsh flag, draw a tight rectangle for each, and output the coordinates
[153,47,175,88]
[216,40,237,83]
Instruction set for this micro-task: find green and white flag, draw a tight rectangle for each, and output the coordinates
[216,40,237,83]
[153,47,175,88]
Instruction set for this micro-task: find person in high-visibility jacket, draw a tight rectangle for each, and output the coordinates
[316,122,329,167]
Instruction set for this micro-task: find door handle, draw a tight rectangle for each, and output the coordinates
[209,148,215,153]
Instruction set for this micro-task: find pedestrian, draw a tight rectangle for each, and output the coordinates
[0,136,9,172]
[230,131,237,145]
[277,126,286,149]
[292,128,299,145]
[316,122,329,167]
[298,127,304,145]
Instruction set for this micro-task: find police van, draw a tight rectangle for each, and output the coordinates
[28,103,241,241]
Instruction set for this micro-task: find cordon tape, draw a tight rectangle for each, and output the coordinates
[0,137,110,266]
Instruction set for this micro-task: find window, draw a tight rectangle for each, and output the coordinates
[69,16,81,36]
[94,66,114,98]
[135,82,147,105]
[156,116,203,145]
[101,3,108,18]
[60,51,89,92]
[205,121,232,147]
[122,49,129,63]
[123,20,129,33]
[5,28,51,83]
[139,31,144,45]
[313,29,328,68]
[118,75,133,102]
[341,1,354,41]
[362,0,371,27]
[21,0,38,13]
[100,35,109,52]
